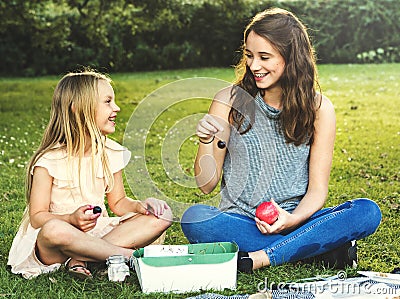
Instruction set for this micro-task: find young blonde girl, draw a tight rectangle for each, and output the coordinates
[8,70,173,279]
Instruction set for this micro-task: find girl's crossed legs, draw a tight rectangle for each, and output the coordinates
[36,209,173,275]
[181,198,381,269]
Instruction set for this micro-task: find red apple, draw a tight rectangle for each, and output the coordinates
[256,202,278,224]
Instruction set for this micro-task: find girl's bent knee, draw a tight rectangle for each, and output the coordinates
[147,208,173,234]
[353,198,382,231]
[181,204,219,224]
[39,219,74,246]
[158,208,173,229]
[354,198,381,218]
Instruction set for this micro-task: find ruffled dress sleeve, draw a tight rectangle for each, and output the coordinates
[104,138,131,173]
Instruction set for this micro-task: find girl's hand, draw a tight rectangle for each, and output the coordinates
[196,114,224,142]
[255,200,301,234]
[136,198,170,218]
[69,205,101,232]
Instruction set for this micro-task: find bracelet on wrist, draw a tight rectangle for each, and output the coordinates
[199,135,215,144]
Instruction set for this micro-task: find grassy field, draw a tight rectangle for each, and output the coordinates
[0,65,399,298]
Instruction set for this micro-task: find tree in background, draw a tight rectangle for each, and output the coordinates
[0,0,399,76]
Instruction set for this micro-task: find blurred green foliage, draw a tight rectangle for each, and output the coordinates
[357,46,400,63]
[0,0,399,76]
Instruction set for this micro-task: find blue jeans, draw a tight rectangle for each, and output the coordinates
[181,198,381,266]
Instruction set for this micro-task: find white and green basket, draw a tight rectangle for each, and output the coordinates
[131,242,238,293]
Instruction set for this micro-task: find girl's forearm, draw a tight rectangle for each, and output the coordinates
[291,191,327,224]
[30,211,72,229]
[194,145,221,194]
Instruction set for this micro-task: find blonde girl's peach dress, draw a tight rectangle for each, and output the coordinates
[7,139,131,279]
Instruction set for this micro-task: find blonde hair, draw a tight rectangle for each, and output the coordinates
[21,69,114,231]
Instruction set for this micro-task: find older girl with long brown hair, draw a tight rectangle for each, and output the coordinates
[181,8,381,273]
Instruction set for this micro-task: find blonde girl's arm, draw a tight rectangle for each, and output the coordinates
[29,167,99,231]
[194,87,233,194]
[106,170,170,218]
[29,167,54,229]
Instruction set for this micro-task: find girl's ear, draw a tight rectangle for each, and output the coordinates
[71,102,76,113]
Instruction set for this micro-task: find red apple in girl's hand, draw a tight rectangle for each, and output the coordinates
[256,202,279,224]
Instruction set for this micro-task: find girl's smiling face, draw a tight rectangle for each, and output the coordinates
[245,31,286,91]
[95,79,120,135]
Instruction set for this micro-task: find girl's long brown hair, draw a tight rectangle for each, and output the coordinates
[21,69,114,231]
[232,7,321,146]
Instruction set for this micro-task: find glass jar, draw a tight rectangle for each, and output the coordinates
[106,255,130,282]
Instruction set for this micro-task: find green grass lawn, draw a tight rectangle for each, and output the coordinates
[0,65,399,298]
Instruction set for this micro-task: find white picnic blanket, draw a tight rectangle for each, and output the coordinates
[186,271,400,299]
[290,271,400,299]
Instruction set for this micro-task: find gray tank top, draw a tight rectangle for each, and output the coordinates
[219,93,310,217]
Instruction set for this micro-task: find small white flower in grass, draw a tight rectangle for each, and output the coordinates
[9,158,15,164]
[10,137,15,141]
[49,277,57,283]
